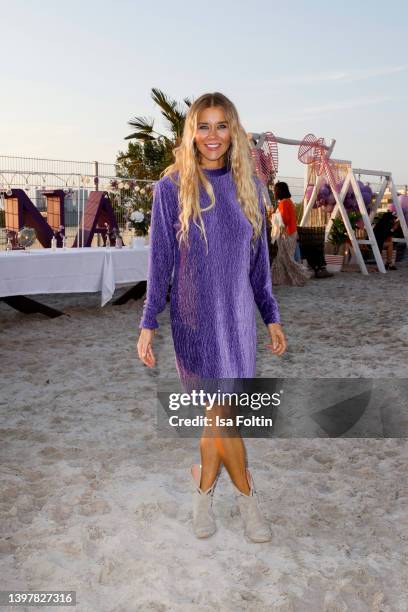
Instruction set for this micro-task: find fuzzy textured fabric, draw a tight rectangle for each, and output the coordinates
[139,165,280,389]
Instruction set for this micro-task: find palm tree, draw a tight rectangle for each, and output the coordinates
[125,87,192,147]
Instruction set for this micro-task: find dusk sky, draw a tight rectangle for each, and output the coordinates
[2,0,407,182]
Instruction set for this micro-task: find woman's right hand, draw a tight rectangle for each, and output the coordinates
[137,328,156,368]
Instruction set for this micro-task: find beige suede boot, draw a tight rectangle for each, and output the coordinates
[191,464,219,538]
[233,469,271,543]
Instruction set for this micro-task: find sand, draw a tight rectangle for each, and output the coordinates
[0,264,407,611]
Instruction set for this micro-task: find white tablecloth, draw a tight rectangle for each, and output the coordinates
[0,246,150,306]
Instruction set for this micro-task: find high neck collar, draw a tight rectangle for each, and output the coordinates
[201,165,230,177]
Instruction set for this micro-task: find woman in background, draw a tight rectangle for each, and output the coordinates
[373,211,399,270]
[270,181,310,286]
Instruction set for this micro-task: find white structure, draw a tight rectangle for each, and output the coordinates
[250,131,408,275]
[302,168,408,274]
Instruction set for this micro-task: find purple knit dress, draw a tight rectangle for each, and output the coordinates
[139,165,280,390]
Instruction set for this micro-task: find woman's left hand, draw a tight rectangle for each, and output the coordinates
[265,323,287,356]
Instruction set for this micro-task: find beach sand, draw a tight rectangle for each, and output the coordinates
[1,265,407,611]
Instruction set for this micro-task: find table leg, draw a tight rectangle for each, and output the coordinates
[113,282,172,306]
[0,296,68,318]
[112,282,147,305]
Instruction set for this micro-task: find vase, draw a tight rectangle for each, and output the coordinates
[131,227,145,248]
[132,236,145,248]
[325,253,344,273]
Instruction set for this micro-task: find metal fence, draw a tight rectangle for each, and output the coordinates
[0,155,153,250]
[0,154,406,250]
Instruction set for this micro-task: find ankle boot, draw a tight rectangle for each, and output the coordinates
[190,464,218,538]
[233,469,271,543]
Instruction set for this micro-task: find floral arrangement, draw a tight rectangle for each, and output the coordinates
[128,208,151,236]
[99,179,156,237]
[328,211,362,255]
[304,180,374,215]
[121,183,155,236]
[106,179,155,194]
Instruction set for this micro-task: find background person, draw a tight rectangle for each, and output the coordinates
[373,211,400,270]
[270,181,310,285]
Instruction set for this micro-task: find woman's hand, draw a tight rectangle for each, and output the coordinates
[137,328,156,368]
[265,323,287,356]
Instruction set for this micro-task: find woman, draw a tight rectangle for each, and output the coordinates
[373,211,399,270]
[137,92,286,543]
[271,181,310,286]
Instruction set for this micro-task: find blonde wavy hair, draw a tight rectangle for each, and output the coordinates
[162,92,263,254]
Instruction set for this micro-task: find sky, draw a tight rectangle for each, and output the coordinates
[1,0,408,182]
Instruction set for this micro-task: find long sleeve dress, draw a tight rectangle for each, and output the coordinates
[138,165,280,390]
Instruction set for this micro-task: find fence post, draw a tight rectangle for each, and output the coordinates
[94,161,99,191]
[94,161,101,246]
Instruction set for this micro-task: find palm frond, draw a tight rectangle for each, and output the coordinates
[125,89,189,145]
[151,88,178,116]
[124,132,156,141]
[151,87,188,126]
[127,115,155,133]
[126,115,168,142]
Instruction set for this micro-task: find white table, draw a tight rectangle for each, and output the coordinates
[0,246,150,313]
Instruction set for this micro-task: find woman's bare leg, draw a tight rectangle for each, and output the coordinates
[213,433,250,495]
[200,403,250,495]
[385,237,394,264]
[199,435,222,491]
